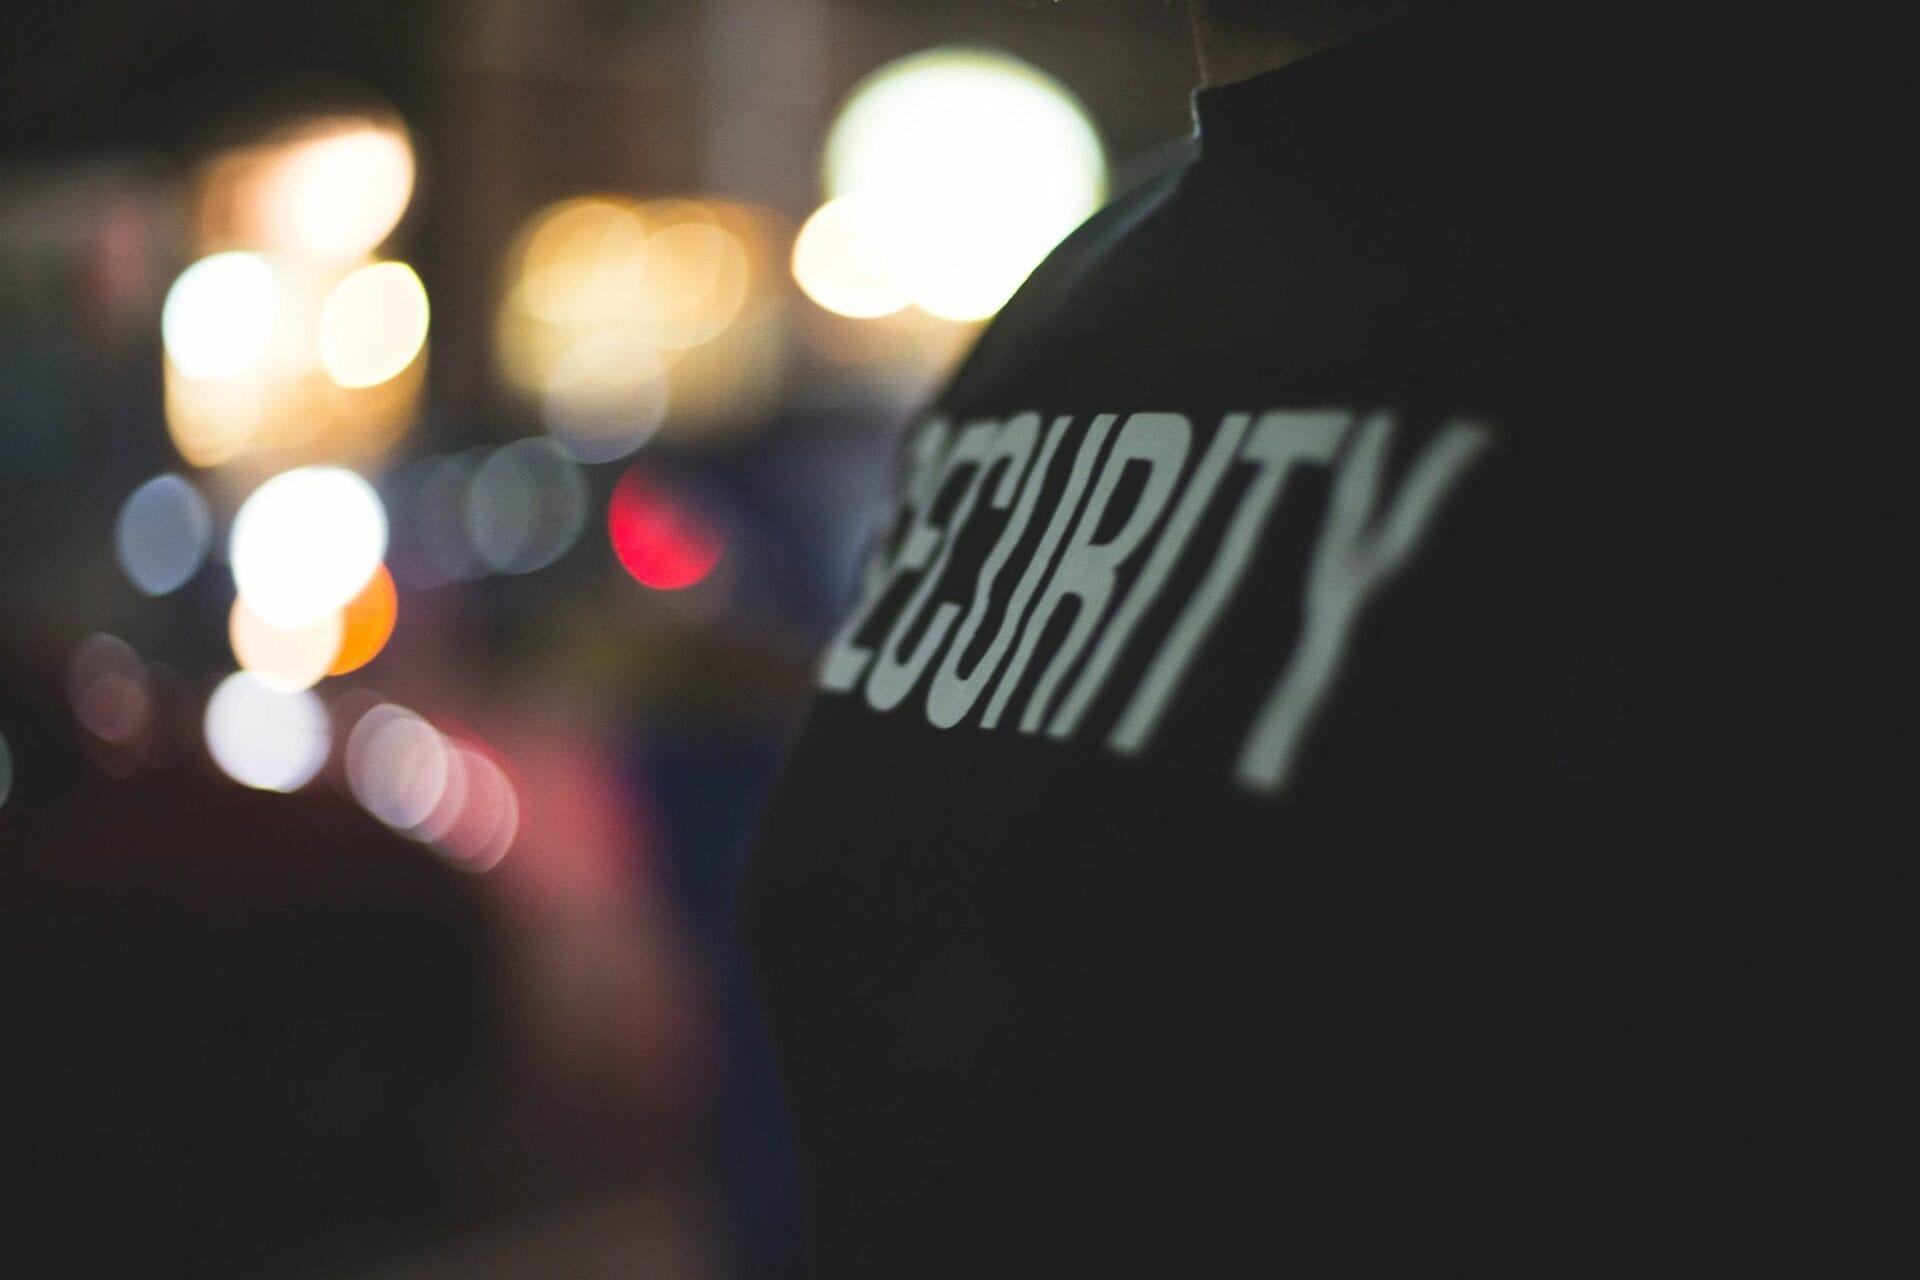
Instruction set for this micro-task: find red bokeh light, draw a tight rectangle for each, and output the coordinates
[607,468,725,590]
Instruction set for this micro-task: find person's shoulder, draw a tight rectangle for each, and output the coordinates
[1039,157,1193,283]
[940,157,1194,406]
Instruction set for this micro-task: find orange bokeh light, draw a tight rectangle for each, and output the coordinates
[329,564,398,675]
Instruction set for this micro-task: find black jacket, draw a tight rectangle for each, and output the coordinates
[746,6,1735,1273]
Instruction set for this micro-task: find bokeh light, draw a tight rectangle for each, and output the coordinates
[517,197,652,328]
[328,564,398,675]
[812,48,1106,321]
[641,215,751,349]
[162,252,279,380]
[75,673,151,752]
[229,596,344,692]
[265,119,416,259]
[318,261,430,388]
[346,703,449,831]
[162,251,422,471]
[608,468,726,590]
[411,732,471,844]
[203,671,330,792]
[67,633,152,765]
[168,118,427,471]
[67,634,143,712]
[465,438,588,574]
[163,364,264,469]
[432,743,518,873]
[162,256,328,468]
[496,196,781,449]
[230,466,388,628]
[792,194,912,319]
[342,706,517,871]
[114,474,213,596]
[387,451,490,587]
[542,330,671,463]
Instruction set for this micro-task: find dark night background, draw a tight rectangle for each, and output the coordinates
[1,1,1200,1275]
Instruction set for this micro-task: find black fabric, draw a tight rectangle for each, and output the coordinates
[745,6,1734,1274]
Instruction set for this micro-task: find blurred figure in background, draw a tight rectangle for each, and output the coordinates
[746,1,1740,1274]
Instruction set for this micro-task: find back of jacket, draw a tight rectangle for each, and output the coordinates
[748,5,1702,1273]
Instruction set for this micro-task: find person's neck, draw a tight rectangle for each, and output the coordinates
[1190,2,1423,87]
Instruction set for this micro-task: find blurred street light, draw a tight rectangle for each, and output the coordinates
[203,671,330,792]
[319,261,430,389]
[803,47,1107,323]
[163,251,279,380]
[230,596,345,692]
[115,474,214,596]
[230,465,388,628]
[792,194,912,320]
[608,467,726,591]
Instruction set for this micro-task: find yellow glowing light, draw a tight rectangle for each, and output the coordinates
[269,121,416,259]
[313,347,425,464]
[163,252,279,379]
[517,198,651,327]
[498,196,782,443]
[819,48,1106,322]
[319,260,430,388]
[230,596,344,692]
[642,219,751,349]
[792,194,912,319]
[164,253,419,471]
[164,364,259,467]
[328,564,398,675]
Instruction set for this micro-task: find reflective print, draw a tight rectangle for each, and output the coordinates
[1015,412,1191,734]
[822,405,1493,797]
[1234,412,1492,793]
[1107,408,1348,755]
[867,418,1011,712]
[926,415,1069,729]
[977,415,1118,730]
[819,418,951,692]
[1045,412,1250,740]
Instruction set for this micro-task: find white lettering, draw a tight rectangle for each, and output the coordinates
[1014,412,1192,735]
[978,415,1119,730]
[1234,413,1493,794]
[1046,411,1251,741]
[1108,409,1350,755]
[817,418,951,693]
[866,418,1006,712]
[925,414,1065,729]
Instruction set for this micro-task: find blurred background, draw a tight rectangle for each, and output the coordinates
[0,1,1196,1274]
